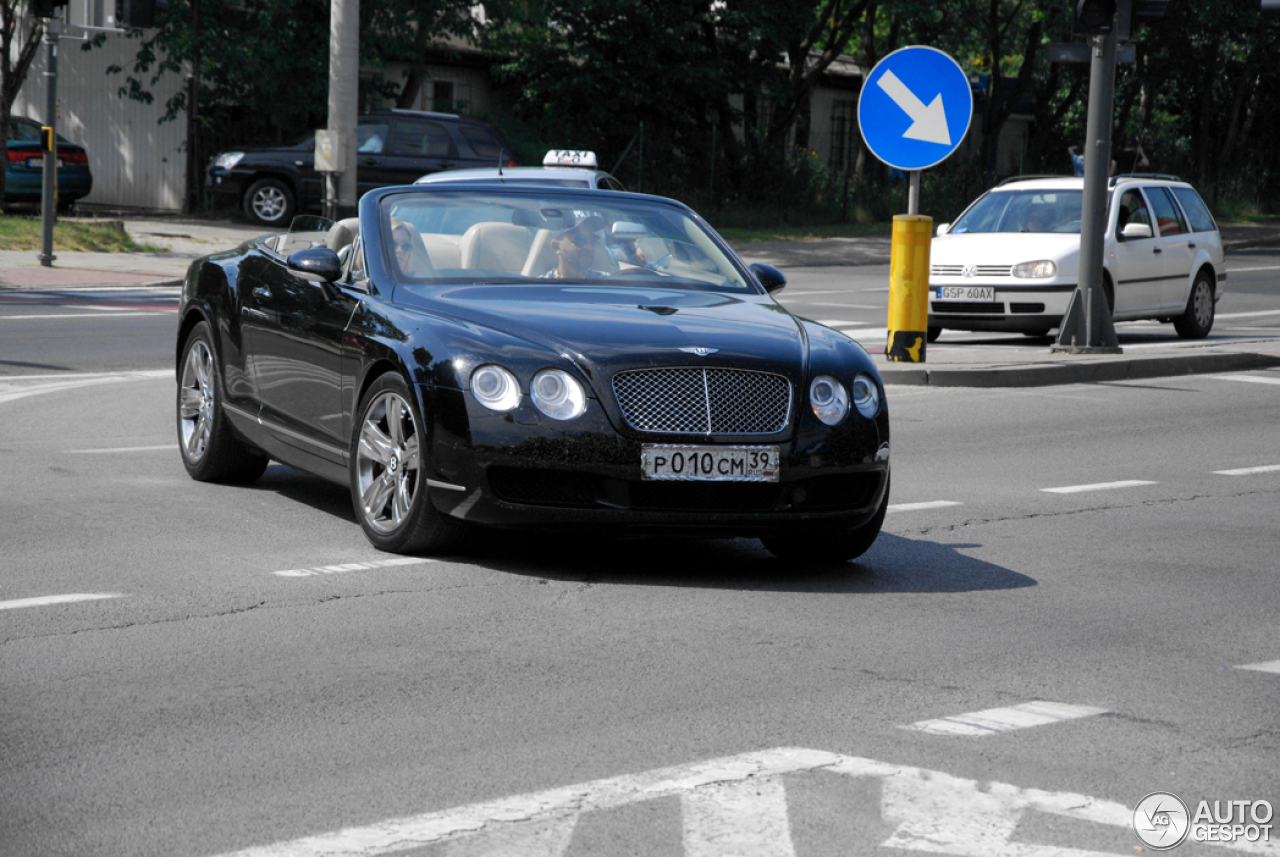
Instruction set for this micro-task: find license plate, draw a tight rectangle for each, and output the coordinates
[640,444,780,482]
[935,286,995,301]
[27,158,67,169]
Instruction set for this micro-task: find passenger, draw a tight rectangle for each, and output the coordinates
[390,219,434,276]
[540,221,611,279]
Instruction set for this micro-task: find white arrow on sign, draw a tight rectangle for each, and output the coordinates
[876,69,952,146]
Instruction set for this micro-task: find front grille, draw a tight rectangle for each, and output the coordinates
[628,481,782,512]
[931,301,1007,314]
[931,265,1012,277]
[1009,302,1047,314]
[795,472,881,510]
[612,368,791,435]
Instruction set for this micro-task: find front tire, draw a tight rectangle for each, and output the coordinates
[350,373,465,555]
[763,474,890,563]
[926,326,942,343]
[1173,269,1215,339]
[243,178,295,227]
[177,321,269,483]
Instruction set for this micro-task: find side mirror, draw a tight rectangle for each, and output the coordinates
[749,262,787,295]
[287,247,343,284]
[1121,222,1153,241]
[936,222,951,236]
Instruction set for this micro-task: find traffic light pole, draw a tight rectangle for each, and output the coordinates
[37,23,59,267]
[1052,27,1121,353]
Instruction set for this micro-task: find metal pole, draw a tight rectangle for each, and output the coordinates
[708,123,716,207]
[185,0,201,214]
[328,0,359,219]
[1052,28,1121,353]
[38,25,59,267]
[907,170,920,215]
[637,121,644,193]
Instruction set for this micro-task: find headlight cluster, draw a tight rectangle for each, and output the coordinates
[470,364,588,420]
[1011,260,1057,278]
[214,152,244,170]
[810,373,880,425]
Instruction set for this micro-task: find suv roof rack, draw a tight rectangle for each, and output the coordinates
[1109,173,1183,187]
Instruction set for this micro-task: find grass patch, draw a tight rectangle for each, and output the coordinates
[0,215,163,252]
[712,222,893,243]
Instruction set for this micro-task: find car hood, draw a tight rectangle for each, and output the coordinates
[394,283,807,386]
[932,232,1081,266]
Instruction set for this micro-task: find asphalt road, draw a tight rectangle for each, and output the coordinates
[2,361,1278,854]
[2,251,1278,376]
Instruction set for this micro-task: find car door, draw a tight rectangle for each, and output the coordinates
[1108,187,1164,314]
[243,244,362,463]
[384,117,459,184]
[1145,186,1197,312]
[354,119,394,196]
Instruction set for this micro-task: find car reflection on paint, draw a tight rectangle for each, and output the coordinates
[174,185,890,562]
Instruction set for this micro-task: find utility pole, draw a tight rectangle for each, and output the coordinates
[37,21,59,267]
[324,0,359,220]
[184,0,202,214]
[1053,5,1122,354]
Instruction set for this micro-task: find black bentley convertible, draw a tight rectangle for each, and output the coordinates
[175,186,891,561]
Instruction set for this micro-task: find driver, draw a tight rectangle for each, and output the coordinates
[540,220,612,280]
[1023,206,1051,233]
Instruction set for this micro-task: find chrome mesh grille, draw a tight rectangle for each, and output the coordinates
[612,368,791,435]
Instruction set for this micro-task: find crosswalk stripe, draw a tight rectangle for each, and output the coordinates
[1041,480,1157,494]
[66,444,178,454]
[0,593,123,611]
[900,701,1108,736]
[1214,464,1280,476]
[273,557,435,577]
[887,500,962,513]
[1235,660,1280,675]
[1214,374,1280,386]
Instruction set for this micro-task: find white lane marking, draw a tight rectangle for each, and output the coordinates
[0,593,123,611]
[1224,266,1280,274]
[210,746,1194,857]
[273,557,436,578]
[0,369,170,405]
[1214,464,1280,476]
[683,776,794,857]
[803,302,887,309]
[0,311,176,320]
[901,701,1108,737]
[0,285,181,294]
[816,318,863,326]
[1041,479,1157,494]
[1214,373,1280,386]
[1236,660,1280,675]
[887,500,963,513]
[1216,308,1280,318]
[66,444,178,454]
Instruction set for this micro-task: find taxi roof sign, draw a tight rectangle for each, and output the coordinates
[543,150,598,169]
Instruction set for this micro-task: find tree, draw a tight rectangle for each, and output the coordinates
[1,0,44,203]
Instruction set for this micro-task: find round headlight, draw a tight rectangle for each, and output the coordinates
[471,364,521,411]
[852,373,880,419]
[530,369,587,420]
[809,375,849,426]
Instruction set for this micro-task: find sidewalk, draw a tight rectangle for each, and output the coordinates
[3,214,1279,388]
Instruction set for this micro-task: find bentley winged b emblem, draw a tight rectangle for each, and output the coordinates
[679,347,720,357]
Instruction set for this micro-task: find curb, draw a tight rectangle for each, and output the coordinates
[0,277,184,291]
[877,351,1280,387]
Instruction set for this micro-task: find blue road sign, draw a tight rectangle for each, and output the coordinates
[858,46,973,172]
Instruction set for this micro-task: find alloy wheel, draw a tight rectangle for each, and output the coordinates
[179,340,215,461]
[252,187,287,221]
[356,391,422,534]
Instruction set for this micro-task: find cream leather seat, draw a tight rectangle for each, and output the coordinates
[459,222,534,273]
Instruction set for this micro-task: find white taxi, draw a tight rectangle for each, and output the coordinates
[928,175,1226,340]
[415,150,627,191]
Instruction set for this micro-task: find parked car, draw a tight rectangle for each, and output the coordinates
[4,116,93,211]
[174,185,891,562]
[929,175,1225,340]
[206,110,515,226]
[415,149,626,190]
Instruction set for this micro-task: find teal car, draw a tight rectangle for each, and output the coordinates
[4,116,93,210]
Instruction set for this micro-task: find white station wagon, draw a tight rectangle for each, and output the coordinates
[929,175,1225,340]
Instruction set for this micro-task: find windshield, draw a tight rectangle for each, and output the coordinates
[950,190,1084,234]
[380,190,753,292]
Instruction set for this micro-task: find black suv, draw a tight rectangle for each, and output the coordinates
[206,110,515,226]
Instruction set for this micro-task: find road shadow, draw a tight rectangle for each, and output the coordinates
[252,464,358,523]
[459,531,1035,595]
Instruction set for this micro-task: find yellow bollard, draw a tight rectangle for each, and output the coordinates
[885,214,933,362]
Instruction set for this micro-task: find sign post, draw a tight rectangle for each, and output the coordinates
[858,46,972,362]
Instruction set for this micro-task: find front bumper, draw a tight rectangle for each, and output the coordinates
[928,282,1076,331]
[205,168,250,199]
[424,387,890,537]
